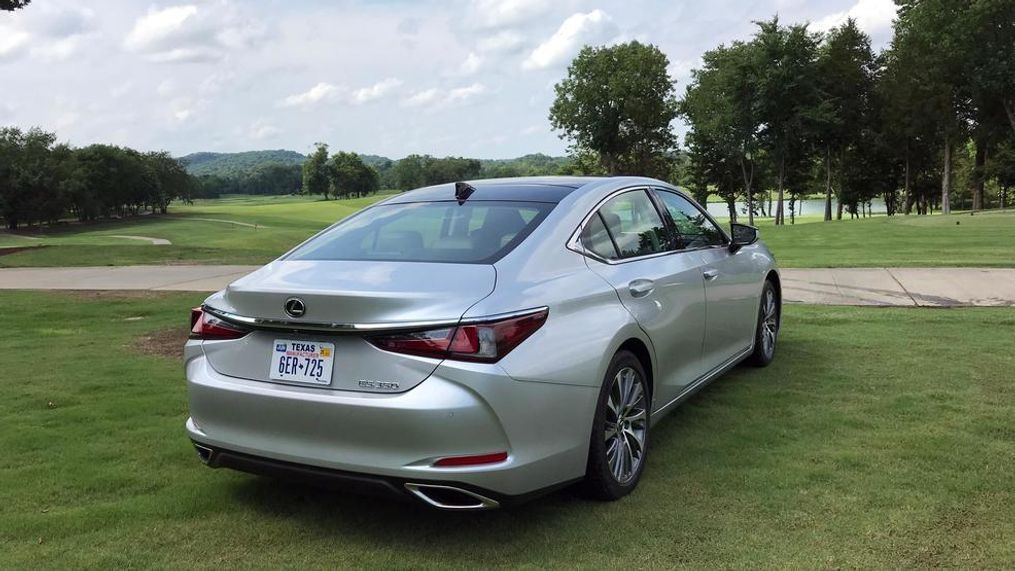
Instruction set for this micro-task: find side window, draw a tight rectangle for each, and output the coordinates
[655,190,726,249]
[597,190,668,258]
[579,213,620,260]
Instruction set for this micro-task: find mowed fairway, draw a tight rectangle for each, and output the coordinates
[1,291,1012,568]
[1,192,1015,268]
[0,194,392,268]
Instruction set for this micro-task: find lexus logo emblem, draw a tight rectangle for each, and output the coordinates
[284,297,306,318]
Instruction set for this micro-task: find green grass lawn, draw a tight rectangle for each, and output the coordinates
[0,194,393,268]
[759,209,1015,267]
[1,292,1012,568]
[1,192,1014,268]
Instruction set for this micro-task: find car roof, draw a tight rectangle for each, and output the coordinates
[383,176,610,204]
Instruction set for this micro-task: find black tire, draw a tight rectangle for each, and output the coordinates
[746,280,779,367]
[582,350,651,501]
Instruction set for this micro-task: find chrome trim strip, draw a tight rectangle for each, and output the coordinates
[651,345,753,420]
[565,185,731,266]
[404,483,501,510]
[202,305,548,334]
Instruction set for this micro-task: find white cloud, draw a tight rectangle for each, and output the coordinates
[448,83,487,103]
[281,79,403,108]
[31,36,82,61]
[810,0,897,35]
[248,120,280,140]
[170,97,198,122]
[402,88,441,108]
[519,124,542,135]
[0,4,95,61]
[402,83,488,109]
[471,0,551,28]
[124,5,199,52]
[123,2,266,63]
[349,78,403,104]
[281,82,341,108]
[476,30,526,53]
[156,79,176,96]
[458,52,483,75]
[110,81,133,99]
[0,26,31,59]
[522,10,618,71]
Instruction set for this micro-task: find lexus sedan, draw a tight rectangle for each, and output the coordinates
[185,176,781,510]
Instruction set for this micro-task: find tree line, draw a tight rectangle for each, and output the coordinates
[0,127,191,230]
[550,0,1015,224]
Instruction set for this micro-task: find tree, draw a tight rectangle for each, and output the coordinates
[550,41,678,178]
[891,0,972,215]
[302,143,331,199]
[392,154,427,190]
[328,152,379,199]
[813,19,877,221]
[0,0,31,11]
[753,18,822,225]
[680,40,762,224]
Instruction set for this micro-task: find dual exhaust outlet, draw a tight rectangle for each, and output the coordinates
[192,444,500,510]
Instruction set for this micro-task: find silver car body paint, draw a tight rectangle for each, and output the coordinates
[185,176,779,502]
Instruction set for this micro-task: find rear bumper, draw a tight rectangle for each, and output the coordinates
[185,352,597,500]
[190,442,578,509]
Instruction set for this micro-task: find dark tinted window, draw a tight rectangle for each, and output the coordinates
[655,191,725,249]
[579,213,619,260]
[288,201,553,264]
[598,191,667,258]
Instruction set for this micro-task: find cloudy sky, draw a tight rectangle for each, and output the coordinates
[0,0,897,159]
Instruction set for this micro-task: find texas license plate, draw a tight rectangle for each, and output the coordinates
[269,340,335,385]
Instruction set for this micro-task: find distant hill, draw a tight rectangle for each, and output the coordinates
[179,150,307,178]
[179,150,571,180]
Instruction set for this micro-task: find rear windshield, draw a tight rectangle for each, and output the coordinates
[287,200,555,264]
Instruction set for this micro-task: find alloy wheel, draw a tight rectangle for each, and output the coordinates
[761,289,778,358]
[604,367,648,484]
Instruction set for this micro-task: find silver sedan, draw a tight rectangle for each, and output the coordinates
[185,176,781,510]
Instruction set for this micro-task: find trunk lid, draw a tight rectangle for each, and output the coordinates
[201,260,496,392]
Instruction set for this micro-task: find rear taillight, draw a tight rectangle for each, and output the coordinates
[190,307,249,340]
[367,308,548,363]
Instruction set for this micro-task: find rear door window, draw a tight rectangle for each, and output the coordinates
[289,201,554,264]
[596,190,668,258]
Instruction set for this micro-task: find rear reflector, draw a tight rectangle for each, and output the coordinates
[433,451,508,467]
[190,307,249,340]
[367,308,547,363]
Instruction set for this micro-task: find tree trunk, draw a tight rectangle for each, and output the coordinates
[904,149,912,214]
[740,156,753,226]
[941,134,952,215]
[726,196,737,223]
[1005,98,1015,135]
[836,200,843,220]
[775,157,785,225]
[972,139,986,211]
[824,145,833,221]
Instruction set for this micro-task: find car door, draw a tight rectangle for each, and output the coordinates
[651,188,759,373]
[576,189,709,407]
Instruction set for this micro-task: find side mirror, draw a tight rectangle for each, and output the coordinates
[729,223,759,252]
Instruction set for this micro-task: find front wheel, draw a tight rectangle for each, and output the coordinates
[582,350,650,501]
[747,280,779,367]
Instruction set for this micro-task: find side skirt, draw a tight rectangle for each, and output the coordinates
[649,345,753,424]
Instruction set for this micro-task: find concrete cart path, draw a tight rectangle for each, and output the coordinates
[0,265,1013,306]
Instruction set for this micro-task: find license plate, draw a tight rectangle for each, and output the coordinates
[269,339,335,385]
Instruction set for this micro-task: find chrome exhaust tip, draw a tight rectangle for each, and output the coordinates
[404,483,500,510]
[193,443,214,465]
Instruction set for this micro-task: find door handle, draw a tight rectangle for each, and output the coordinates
[629,279,655,298]
[703,269,719,281]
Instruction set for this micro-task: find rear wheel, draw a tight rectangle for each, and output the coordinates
[582,350,650,501]
[747,280,779,367]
